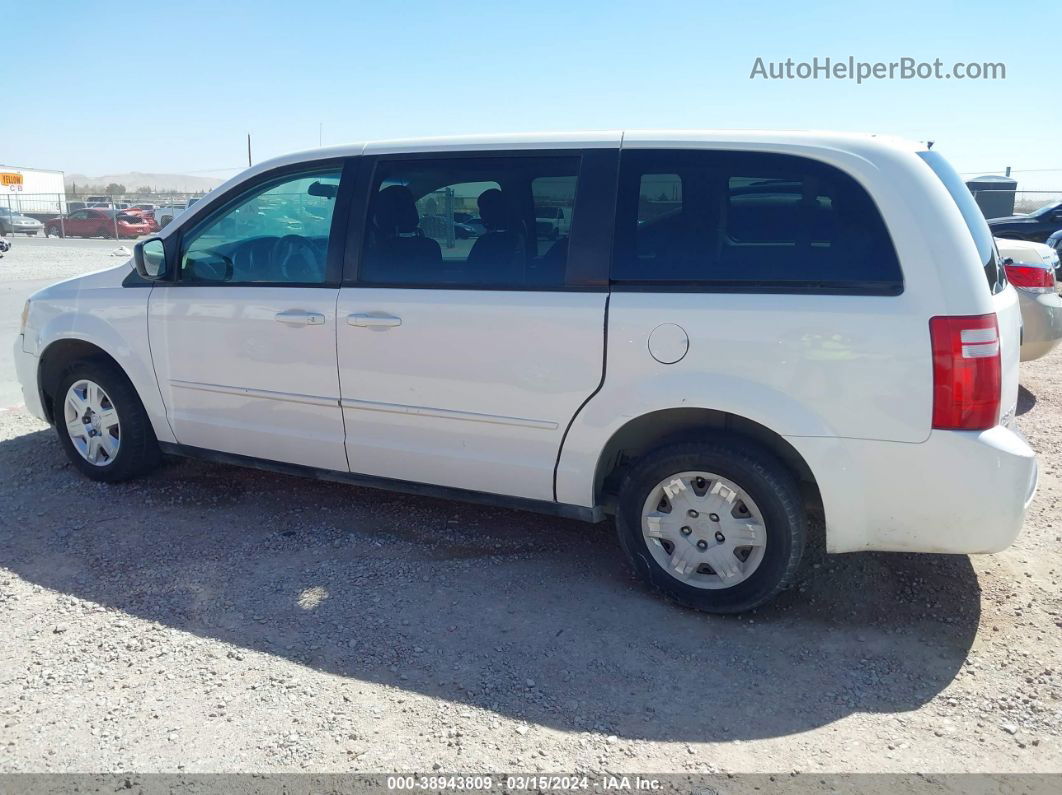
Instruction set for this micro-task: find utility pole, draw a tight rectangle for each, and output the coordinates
[247,134,252,167]
[1005,166,1011,177]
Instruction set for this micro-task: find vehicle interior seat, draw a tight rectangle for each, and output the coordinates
[467,188,525,281]
[363,184,441,281]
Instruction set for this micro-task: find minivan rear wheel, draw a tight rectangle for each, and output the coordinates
[615,439,805,613]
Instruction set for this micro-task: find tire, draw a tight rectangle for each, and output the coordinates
[47,226,62,238]
[615,438,806,614]
[54,359,161,483]
[96,227,110,239]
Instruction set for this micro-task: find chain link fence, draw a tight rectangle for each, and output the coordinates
[967,189,1062,220]
[0,191,207,240]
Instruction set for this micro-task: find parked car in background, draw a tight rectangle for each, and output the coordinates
[130,204,158,222]
[988,200,1062,243]
[121,209,161,234]
[66,201,88,213]
[1046,229,1062,271]
[535,205,571,239]
[996,237,1062,361]
[0,208,44,236]
[155,203,188,227]
[420,214,480,239]
[0,236,10,257]
[44,208,154,239]
[14,131,1037,614]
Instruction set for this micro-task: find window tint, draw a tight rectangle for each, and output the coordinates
[359,156,579,288]
[918,151,1004,294]
[180,169,340,285]
[613,150,903,293]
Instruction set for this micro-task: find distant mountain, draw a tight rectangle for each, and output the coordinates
[64,171,225,193]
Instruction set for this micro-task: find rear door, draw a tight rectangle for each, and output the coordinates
[335,147,617,501]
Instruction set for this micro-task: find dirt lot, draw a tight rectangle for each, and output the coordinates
[0,246,1059,774]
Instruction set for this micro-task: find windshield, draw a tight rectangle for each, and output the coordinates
[918,150,1005,294]
[1029,201,1062,218]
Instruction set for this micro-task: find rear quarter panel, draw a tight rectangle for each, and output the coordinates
[556,137,1004,509]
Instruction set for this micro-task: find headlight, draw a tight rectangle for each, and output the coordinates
[20,299,30,333]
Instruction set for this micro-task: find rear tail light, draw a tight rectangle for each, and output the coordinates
[929,314,1001,431]
[1004,261,1056,292]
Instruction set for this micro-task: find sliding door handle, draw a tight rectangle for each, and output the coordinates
[275,310,326,326]
[348,313,402,328]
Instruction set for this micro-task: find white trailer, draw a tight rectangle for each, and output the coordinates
[0,164,67,217]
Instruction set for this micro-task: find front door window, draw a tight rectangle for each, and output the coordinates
[180,170,341,285]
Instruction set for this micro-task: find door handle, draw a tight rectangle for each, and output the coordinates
[275,310,326,326]
[347,313,402,328]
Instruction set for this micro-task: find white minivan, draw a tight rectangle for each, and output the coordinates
[14,131,1038,613]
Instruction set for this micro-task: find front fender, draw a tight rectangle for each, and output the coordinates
[31,286,174,444]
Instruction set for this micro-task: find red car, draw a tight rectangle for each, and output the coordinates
[45,208,155,239]
[122,208,161,233]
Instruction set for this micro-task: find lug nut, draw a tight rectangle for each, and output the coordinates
[709,513,720,522]
[696,540,708,551]
[680,526,692,536]
[715,531,725,543]
[687,509,698,518]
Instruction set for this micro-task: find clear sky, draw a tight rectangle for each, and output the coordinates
[4,0,1061,191]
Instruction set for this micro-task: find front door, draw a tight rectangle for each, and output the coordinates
[336,151,611,501]
[148,166,349,471]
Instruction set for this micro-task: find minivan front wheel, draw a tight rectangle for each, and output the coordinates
[615,439,805,613]
[55,360,160,482]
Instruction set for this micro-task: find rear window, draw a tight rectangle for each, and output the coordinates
[918,150,1006,294]
[612,150,903,294]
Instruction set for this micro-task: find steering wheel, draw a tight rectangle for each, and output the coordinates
[272,235,321,282]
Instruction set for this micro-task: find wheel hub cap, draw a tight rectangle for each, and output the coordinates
[63,379,120,466]
[641,471,767,590]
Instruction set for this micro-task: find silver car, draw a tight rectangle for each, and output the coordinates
[996,237,1062,361]
[0,208,44,236]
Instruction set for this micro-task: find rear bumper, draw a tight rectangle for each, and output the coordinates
[12,335,46,421]
[790,425,1038,554]
[1017,289,1062,361]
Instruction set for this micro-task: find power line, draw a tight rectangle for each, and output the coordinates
[959,168,1062,175]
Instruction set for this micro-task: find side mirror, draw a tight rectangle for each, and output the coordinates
[134,238,167,279]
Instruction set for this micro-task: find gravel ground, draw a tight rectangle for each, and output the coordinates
[0,249,1059,774]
